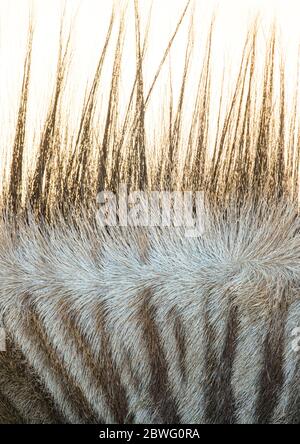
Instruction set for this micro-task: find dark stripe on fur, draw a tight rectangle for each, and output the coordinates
[94,302,130,423]
[256,303,287,424]
[55,300,109,423]
[21,297,96,423]
[0,334,64,424]
[139,289,180,424]
[172,310,187,383]
[204,300,237,424]
[218,305,238,424]
[0,388,25,424]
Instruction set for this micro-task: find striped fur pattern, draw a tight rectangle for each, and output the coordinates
[1,199,300,424]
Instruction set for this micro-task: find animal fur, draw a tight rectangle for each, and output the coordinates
[0,200,300,424]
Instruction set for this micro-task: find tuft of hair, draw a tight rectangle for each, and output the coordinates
[1,3,299,218]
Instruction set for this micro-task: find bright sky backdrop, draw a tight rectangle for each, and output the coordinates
[1,0,300,172]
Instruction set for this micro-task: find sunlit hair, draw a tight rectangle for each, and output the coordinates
[1,1,299,220]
